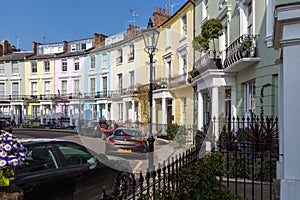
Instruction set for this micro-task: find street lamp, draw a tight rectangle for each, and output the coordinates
[142,18,159,171]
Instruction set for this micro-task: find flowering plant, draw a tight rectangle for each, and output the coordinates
[0,130,26,187]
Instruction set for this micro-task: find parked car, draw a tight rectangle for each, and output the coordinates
[13,139,132,200]
[0,119,13,133]
[105,128,148,158]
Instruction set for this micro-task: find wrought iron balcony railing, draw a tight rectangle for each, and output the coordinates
[223,34,259,69]
[190,51,223,78]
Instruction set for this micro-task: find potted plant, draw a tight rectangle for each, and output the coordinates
[194,18,223,59]
[0,130,26,198]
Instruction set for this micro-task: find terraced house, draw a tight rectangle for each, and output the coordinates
[0,40,31,124]
[0,0,280,135]
[190,0,278,149]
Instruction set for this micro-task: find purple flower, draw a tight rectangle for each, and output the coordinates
[0,151,7,158]
[3,143,12,152]
[0,159,7,168]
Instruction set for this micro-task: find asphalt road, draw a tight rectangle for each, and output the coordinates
[12,128,190,173]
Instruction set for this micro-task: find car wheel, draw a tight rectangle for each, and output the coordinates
[115,172,132,197]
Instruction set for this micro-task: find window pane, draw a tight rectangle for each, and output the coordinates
[16,145,58,173]
[57,143,95,166]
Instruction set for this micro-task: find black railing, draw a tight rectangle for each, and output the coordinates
[191,51,223,78]
[101,145,202,200]
[223,34,259,69]
[99,116,278,200]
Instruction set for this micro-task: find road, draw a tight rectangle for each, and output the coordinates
[13,128,190,174]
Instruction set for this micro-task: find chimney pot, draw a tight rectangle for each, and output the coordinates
[155,6,159,13]
[166,9,169,16]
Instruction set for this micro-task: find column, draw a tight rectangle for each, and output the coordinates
[231,87,237,119]
[69,106,73,126]
[152,99,156,133]
[198,91,204,131]
[105,103,109,120]
[281,44,300,199]
[40,106,43,124]
[123,102,127,123]
[131,100,135,122]
[211,87,219,149]
[161,98,167,134]
[50,104,53,120]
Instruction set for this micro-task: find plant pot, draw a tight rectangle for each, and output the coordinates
[0,185,24,200]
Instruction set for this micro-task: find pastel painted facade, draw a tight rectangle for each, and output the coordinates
[190,0,278,147]
[155,2,194,133]
[107,28,147,123]
[25,42,61,125]
[0,40,31,124]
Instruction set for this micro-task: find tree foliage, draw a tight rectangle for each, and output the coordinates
[201,18,223,40]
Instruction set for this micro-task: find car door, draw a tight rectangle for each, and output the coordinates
[14,143,74,200]
[55,142,119,200]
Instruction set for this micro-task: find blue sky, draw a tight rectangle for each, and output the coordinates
[2,0,186,51]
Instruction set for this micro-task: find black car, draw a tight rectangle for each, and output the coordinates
[105,128,148,159]
[13,139,132,200]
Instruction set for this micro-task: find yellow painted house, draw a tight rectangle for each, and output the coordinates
[153,1,194,130]
[24,42,56,124]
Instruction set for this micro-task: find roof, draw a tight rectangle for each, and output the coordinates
[0,52,33,61]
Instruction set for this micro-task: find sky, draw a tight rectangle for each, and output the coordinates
[2,0,187,51]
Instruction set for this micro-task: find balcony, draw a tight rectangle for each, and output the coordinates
[190,51,223,78]
[94,91,111,99]
[223,34,260,72]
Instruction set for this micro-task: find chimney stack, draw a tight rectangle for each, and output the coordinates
[32,42,38,55]
[2,40,13,56]
[153,6,170,27]
[94,33,107,47]
[63,41,68,53]
[127,24,141,38]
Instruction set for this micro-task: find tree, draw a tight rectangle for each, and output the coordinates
[193,18,223,59]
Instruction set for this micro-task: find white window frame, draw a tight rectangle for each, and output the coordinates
[180,14,187,38]
[102,53,107,68]
[11,82,19,98]
[12,62,19,74]
[90,77,96,96]
[62,59,67,72]
[0,83,5,97]
[61,80,67,95]
[244,79,256,117]
[44,80,51,98]
[44,60,50,73]
[90,55,95,69]
[31,61,37,74]
[74,57,79,71]
[117,49,123,64]
[31,81,38,96]
[0,63,4,75]
[73,79,80,95]
[166,26,171,48]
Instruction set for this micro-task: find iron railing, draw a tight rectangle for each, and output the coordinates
[99,116,279,200]
[223,34,259,69]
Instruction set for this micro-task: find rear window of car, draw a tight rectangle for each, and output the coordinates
[114,129,142,137]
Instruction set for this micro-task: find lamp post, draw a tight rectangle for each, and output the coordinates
[142,18,159,171]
